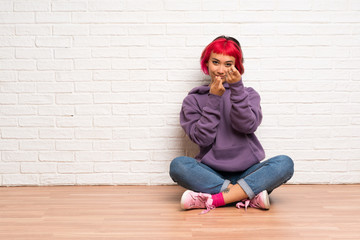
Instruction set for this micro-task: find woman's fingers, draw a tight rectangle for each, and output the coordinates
[226,66,241,83]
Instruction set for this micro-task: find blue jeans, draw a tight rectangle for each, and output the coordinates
[169,155,294,199]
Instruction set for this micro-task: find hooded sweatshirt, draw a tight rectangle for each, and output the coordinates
[180,80,265,172]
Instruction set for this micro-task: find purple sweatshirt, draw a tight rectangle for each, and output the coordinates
[180,80,265,172]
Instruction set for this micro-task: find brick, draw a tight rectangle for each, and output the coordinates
[150,173,173,185]
[125,0,163,11]
[92,48,128,58]
[0,48,14,59]
[113,128,149,139]
[18,71,55,82]
[21,163,57,174]
[94,117,129,127]
[76,174,112,185]
[88,0,125,11]
[111,60,147,70]
[75,105,111,115]
[0,94,17,104]
[56,117,93,128]
[0,163,20,174]
[129,25,165,35]
[56,71,91,82]
[93,70,129,80]
[20,140,55,151]
[0,140,18,151]
[129,70,166,81]
[92,140,130,151]
[131,162,166,173]
[130,138,167,150]
[0,13,35,23]
[38,106,74,116]
[55,140,93,151]
[51,1,87,12]
[72,12,145,23]
[36,13,71,23]
[37,60,73,71]
[0,106,37,116]
[53,24,89,36]
[39,129,74,139]
[94,162,130,173]
[93,93,129,104]
[0,1,12,11]
[37,83,74,93]
[130,116,164,127]
[130,93,163,103]
[164,0,201,10]
[40,174,76,185]
[147,12,185,23]
[73,36,110,47]
[2,175,39,186]
[75,129,112,139]
[58,163,93,173]
[76,152,112,162]
[56,94,93,105]
[90,25,127,35]
[36,37,71,48]
[14,1,50,12]
[129,47,166,58]
[19,117,54,127]
[54,49,91,59]
[0,60,35,70]
[2,151,38,162]
[113,173,149,185]
[75,59,111,70]
[0,117,17,127]
[110,36,147,46]
[0,71,16,82]
[0,83,36,93]
[113,151,149,161]
[19,94,53,105]
[112,81,148,92]
[112,104,148,115]
[39,152,74,162]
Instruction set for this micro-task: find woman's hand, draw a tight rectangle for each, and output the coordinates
[210,76,225,96]
[226,66,241,84]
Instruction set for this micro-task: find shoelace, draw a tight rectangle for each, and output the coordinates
[236,199,251,211]
[200,203,215,214]
[193,193,215,214]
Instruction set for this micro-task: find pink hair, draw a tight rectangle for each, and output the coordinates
[200,37,244,75]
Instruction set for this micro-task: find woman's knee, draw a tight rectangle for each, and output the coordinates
[169,156,196,180]
[277,155,294,180]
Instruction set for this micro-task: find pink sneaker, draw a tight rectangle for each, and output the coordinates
[180,190,215,214]
[236,190,270,211]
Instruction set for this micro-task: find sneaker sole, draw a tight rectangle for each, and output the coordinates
[180,190,193,210]
[261,190,270,210]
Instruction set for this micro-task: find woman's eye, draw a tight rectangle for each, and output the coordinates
[226,63,232,67]
[212,61,219,65]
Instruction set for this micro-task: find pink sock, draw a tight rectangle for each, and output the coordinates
[211,193,225,207]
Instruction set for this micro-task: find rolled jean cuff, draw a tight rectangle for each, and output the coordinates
[220,179,231,192]
[237,178,255,199]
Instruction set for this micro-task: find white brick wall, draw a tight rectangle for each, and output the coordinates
[1,0,360,186]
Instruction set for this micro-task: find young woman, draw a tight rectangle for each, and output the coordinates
[169,36,294,214]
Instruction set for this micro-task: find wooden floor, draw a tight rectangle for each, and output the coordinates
[0,185,359,239]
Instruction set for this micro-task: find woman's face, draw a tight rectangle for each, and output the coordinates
[206,52,236,83]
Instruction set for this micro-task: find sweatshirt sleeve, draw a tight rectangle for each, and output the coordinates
[180,94,221,147]
[229,80,262,134]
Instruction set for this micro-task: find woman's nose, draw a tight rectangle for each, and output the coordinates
[217,65,225,74]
